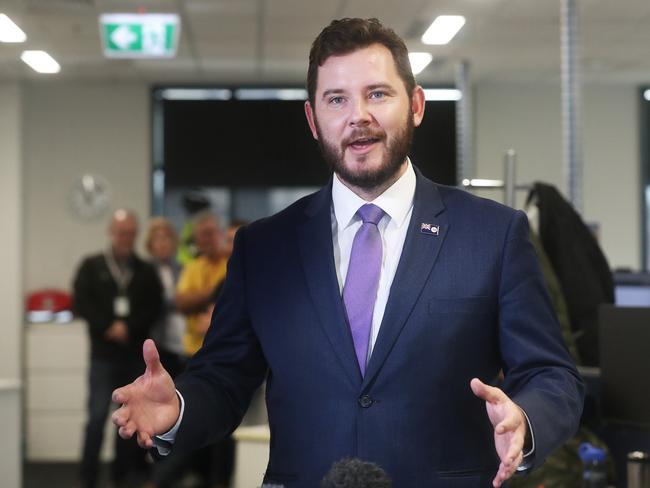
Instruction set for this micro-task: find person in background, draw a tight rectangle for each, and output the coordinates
[145,217,190,488]
[176,212,227,356]
[220,219,247,261]
[73,208,162,488]
[175,212,233,488]
[177,191,212,265]
[209,219,248,302]
[145,217,186,378]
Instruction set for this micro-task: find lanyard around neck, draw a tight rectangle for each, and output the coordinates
[104,250,133,293]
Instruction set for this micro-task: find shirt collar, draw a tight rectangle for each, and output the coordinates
[332,159,416,230]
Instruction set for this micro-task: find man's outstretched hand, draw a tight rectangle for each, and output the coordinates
[112,339,180,449]
[470,378,527,488]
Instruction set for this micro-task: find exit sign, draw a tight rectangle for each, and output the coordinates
[99,13,180,58]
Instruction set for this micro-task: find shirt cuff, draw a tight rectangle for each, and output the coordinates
[152,389,185,456]
[517,407,535,472]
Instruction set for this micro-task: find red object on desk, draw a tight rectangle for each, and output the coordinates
[26,289,72,313]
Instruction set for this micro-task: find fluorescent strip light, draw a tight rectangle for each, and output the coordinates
[423,89,462,101]
[21,50,60,73]
[160,88,232,100]
[409,52,433,75]
[0,13,27,42]
[422,15,466,45]
[234,88,308,101]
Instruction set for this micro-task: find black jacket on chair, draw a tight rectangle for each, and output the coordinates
[527,182,614,366]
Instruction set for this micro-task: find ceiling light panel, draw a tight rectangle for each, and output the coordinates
[21,50,61,73]
[409,52,433,75]
[0,13,27,43]
[422,15,466,45]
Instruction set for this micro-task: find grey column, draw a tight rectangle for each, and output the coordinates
[456,60,473,185]
[561,0,583,212]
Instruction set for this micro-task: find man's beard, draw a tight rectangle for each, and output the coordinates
[315,112,415,191]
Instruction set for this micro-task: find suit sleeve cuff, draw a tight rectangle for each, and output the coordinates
[152,389,185,456]
[517,406,535,472]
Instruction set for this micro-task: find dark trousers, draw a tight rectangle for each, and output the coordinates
[80,357,146,488]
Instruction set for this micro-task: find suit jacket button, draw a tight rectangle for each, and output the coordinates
[358,395,374,408]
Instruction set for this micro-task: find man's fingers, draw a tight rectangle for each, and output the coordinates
[118,424,135,440]
[493,448,523,487]
[111,405,129,427]
[492,469,503,487]
[117,418,154,449]
[137,430,153,449]
[503,433,524,464]
[495,412,520,434]
[470,378,504,404]
[112,385,132,404]
[143,339,163,376]
[505,453,522,478]
[492,461,516,488]
[492,468,503,488]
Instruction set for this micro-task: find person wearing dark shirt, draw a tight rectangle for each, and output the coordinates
[73,209,162,488]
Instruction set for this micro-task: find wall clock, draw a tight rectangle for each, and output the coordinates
[68,174,112,220]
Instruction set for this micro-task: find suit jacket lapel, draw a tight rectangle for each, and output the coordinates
[363,170,449,388]
[297,182,361,387]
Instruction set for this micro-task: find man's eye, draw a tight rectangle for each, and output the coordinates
[369,91,386,99]
[329,96,344,105]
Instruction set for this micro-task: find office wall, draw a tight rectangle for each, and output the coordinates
[23,82,151,292]
[0,81,23,488]
[475,82,640,270]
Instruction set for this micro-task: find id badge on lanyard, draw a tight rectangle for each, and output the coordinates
[105,251,133,318]
[113,295,131,318]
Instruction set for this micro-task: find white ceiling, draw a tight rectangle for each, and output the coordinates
[1,0,649,85]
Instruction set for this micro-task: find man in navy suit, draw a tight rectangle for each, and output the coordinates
[112,18,584,487]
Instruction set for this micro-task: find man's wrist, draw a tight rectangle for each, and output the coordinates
[153,390,184,456]
[157,389,185,441]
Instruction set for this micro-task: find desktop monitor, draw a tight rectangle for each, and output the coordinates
[613,272,650,307]
[598,304,650,428]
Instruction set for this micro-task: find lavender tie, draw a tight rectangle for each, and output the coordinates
[343,203,385,376]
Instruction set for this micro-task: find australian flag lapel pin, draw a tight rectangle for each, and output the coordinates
[420,223,440,236]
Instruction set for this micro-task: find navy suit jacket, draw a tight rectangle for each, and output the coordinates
[174,169,584,487]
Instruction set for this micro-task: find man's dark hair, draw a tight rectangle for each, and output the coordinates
[307,18,416,107]
[320,458,392,488]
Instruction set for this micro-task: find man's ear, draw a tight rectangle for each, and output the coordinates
[411,85,426,128]
[304,100,319,140]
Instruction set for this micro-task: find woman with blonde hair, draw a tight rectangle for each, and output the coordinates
[145,217,186,377]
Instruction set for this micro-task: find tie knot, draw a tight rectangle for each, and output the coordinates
[357,203,384,225]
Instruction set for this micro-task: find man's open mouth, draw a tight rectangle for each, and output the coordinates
[349,136,381,149]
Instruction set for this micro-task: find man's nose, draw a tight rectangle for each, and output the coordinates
[349,99,371,127]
